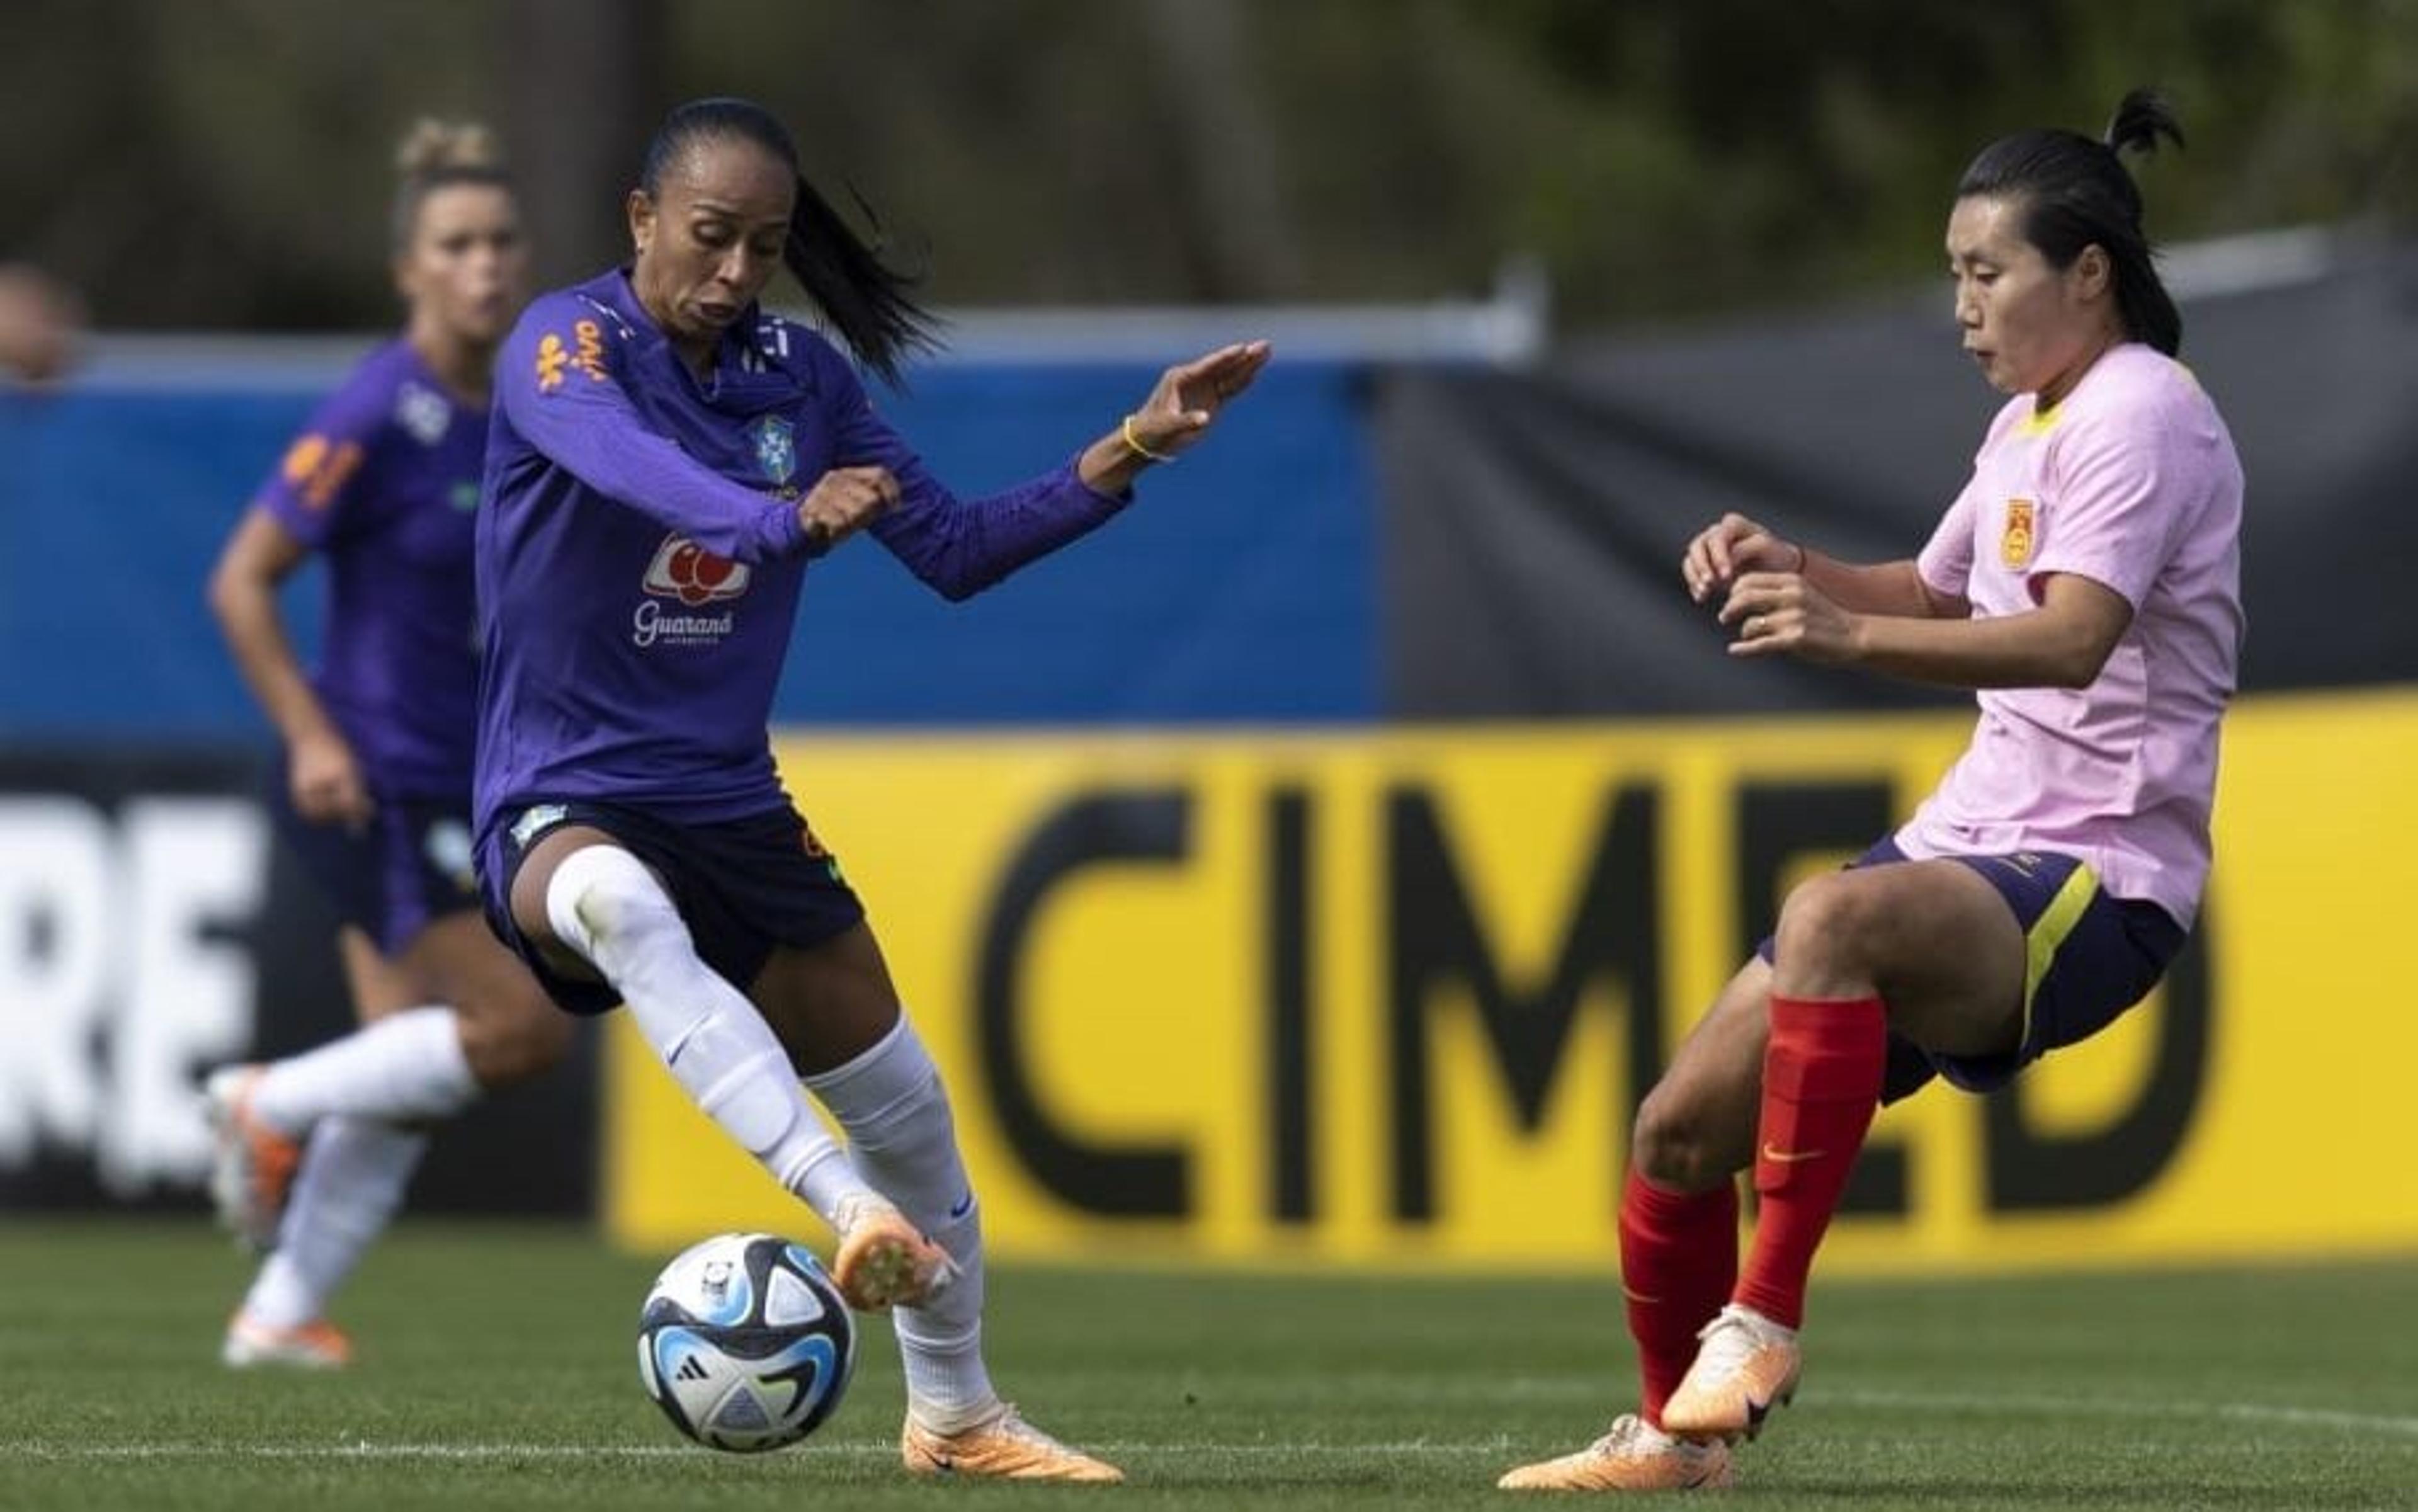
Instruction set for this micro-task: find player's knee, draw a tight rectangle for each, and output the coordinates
[546,844,680,957]
[457,988,573,1088]
[1630,1085,1730,1190]
[1773,872,1881,977]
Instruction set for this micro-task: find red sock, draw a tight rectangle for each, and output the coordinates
[1732,994,1887,1329]
[1619,1169,1738,1428]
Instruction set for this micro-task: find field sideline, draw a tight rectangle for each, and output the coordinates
[1,1221,2410,1510]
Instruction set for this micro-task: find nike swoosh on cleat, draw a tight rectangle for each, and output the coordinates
[1761,1144,1827,1163]
[947,1191,975,1220]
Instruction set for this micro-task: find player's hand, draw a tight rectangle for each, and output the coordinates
[1124,340,1273,460]
[291,729,374,831]
[1682,513,1805,603]
[1718,572,1859,664]
[796,466,900,552]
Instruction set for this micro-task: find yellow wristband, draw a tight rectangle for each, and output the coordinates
[1121,414,1174,463]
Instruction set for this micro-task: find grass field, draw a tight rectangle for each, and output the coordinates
[0,1221,2411,1510]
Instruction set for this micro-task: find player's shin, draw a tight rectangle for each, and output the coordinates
[239,1115,426,1331]
[805,1015,994,1431]
[1732,994,1887,1327]
[1620,1169,1740,1426]
[247,1005,477,1134]
[545,845,866,1222]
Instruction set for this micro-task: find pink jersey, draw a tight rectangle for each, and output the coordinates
[1899,343,2244,928]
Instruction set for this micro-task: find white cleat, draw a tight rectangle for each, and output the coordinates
[222,1311,353,1370]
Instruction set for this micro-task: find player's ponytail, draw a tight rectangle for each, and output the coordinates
[641,97,940,388]
[778,172,941,390]
[1956,88,2185,356]
[390,118,511,252]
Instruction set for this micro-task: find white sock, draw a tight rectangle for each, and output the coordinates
[241,1115,427,1329]
[545,845,870,1223]
[251,1006,477,1136]
[805,1015,996,1431]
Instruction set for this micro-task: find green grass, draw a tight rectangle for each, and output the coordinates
[0,1221,2412,1509]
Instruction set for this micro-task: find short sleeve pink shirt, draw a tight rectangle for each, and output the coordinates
[1900,343,2244,928]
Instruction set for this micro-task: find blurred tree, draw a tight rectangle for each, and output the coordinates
[2,0,2411,331]
[1138,0,1304,298]
[502,0,664,290]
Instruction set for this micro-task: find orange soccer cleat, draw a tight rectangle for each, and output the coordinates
[1497,1412,1735,1492]
[901,1402,1124,1484]
[829,1193,955,1312]
[221,1312,353,1370]
[1659,1304,1802,1443]
[203,1066,302,1252]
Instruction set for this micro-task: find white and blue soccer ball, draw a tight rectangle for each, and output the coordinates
[637,1232,856,1453]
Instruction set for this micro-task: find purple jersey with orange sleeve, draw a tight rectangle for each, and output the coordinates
[252,339,486,797]
[472,269,1132,838]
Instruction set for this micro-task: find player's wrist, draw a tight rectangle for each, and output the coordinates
[1118,413,1172,465]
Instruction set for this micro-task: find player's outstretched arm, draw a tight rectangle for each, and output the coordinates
[1077,339,1273,495]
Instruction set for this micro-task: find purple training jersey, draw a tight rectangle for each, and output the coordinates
[253,338,487,797]
[474,269,1131,839]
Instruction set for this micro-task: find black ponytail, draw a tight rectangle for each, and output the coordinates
[640,97,940,386]
[1957,88,2186,356]
[780,173,942,389]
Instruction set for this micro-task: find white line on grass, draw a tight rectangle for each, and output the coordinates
[0,1440,1513,1462]
[1827,1389,2418,1438]
[7,1394,2415,1463]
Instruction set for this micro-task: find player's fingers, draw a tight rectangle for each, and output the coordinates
[1684,533,1726,594]
[1174,344,1249,382]
[1211,341,1273,393]
[1718,584,1785,627]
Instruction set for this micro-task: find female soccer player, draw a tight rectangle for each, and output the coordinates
[1501,89,2242,1492]
[205,122,566,1368]
[474,96,1268,1483]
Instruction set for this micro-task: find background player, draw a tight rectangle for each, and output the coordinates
[203,121,567,1368]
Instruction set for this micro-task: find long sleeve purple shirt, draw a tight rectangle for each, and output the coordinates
[255,339,487,798]
[473,270,1130,837]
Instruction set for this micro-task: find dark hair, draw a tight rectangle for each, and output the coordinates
[640,97,939,387]
[1956,89,2185,356]
[391,119,512,253]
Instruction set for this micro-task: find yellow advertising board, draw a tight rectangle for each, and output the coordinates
[604,688,2418,1274]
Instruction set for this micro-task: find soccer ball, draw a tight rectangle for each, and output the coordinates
[637,1232,856,1452]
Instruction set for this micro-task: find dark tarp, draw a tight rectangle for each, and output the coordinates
[1376,242,2418,716]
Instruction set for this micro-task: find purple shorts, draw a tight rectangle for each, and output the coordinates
[475,798,868,1017]
[266,765,478,957]
[1759,838,2186,1098]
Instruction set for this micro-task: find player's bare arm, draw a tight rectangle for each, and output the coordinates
[1723,569,2132,687]
[1684,512,1956,618]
